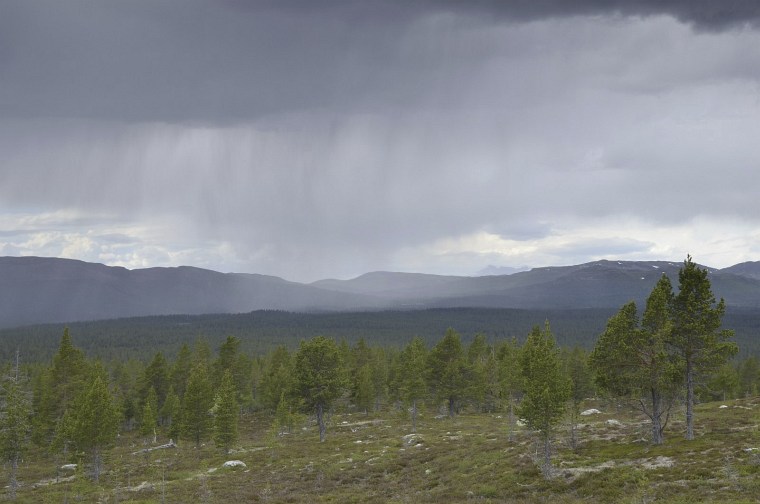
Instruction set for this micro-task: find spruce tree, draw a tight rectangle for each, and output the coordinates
[467,334,489,410]
[562,346,594,450]
[161,385,181,440]
[139,353,169,414]
[398,337,428,432]
[181,364,214,447]
[497,337,524,442]
[140,386,159,442]
[33,328,87,444]
[370,348,388,412]
[354,364,374,414]
[213,370,238,455]
[68,376,120,482]
[260,346,294,412]
[518,322,570,478]
[274,391,294,435]
[213,336,240,388]
[170,343,193,399]
[426,328,468,417]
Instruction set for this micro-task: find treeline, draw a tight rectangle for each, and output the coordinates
[4,305,760,365]
[0,258,755,490]
[0,308,617,362]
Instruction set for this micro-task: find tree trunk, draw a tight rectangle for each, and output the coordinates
[448,397,455,418]
[317,403,326,442]
[9,453,19,500]
[411,399,418,433]
[508,395,515,443]
[651,388,664,445]
[686,359,694,440]
[542,434,552,479]
[92,447,102,482]
[570,415,577,451]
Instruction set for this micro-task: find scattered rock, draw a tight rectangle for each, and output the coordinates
[516,419,526,427]
[581,409,601,416]
[640,456,674,469]
[606,419,622,426]
[402,433,423,446]
[131,439,177,455]
[60,464,77,472]
[222,460,247,470]
[127,481,154,492]
[743,448,759,453]
[719,405,729,409]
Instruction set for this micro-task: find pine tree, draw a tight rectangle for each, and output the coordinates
[181,364,214,447]
[213,370,239,454]
[518,322,570,478]
[1,373,31,500]
[671,256,737,440]
[293,336,347,442]
[590,275,681,445]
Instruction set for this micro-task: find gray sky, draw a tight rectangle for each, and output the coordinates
[2,1,760,281]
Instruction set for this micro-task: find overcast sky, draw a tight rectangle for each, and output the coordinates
[2,1,760,281]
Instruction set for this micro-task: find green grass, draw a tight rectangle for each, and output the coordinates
[6,397,760,503]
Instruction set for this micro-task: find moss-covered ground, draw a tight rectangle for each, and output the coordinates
[7,397,760,503]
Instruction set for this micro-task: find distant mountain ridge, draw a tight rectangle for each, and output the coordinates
[1,256,759,329]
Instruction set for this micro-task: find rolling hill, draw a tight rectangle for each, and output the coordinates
[1,256,759,329]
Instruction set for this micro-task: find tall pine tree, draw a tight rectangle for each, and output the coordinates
[590,275,682,445]
[671,256,737,440]
[293,336,346,442]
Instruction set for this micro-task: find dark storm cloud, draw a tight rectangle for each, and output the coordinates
[435,0,760,30]
[2,1,760,279]
[2,0,758,124]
